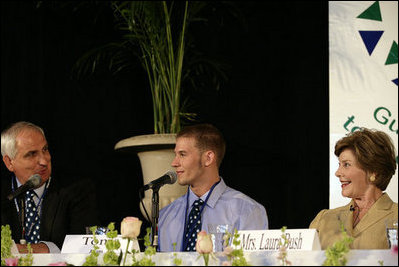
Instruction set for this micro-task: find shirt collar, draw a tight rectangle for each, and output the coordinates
[187,177,227,208]
[206,177,226,208]
[16,176,47,198]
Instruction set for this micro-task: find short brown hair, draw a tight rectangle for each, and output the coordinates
[177,123,226,167]
[334,128,397,191]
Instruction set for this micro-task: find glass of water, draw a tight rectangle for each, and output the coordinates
[207,224,233,252]
[385,219,398,248]
[85,226,109,235]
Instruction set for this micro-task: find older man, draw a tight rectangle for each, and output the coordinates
[1,121,99,253]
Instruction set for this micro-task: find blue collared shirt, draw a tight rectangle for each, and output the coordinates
[158,178,268,252]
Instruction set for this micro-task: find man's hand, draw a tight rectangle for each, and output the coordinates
[16,243,49,253]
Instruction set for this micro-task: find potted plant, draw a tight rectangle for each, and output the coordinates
[70,1,228,220]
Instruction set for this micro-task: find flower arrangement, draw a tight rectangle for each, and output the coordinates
[322,224,354,266]
[1,225,13,265]
[101,222,122,265]
[82,225,100,266]
[120,217,142,266]
[221,228,250,266]
[172,243,182,266]
[391,244,398,255]
[129,227,156,266]
[83,222,123,266]
[277,226,291,266]
[2,218,161,266]
[195,231,214,266]
[82,217,158,266]
[1,225,33,266]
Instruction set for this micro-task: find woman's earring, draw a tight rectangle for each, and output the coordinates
[369,175,376,182]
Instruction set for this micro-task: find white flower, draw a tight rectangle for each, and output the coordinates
[195,230,213,254]
[121,217,142,239]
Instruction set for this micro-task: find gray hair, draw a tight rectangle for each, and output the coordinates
[1,121,46,159]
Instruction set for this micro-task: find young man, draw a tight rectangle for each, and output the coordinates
[158,123,268,252]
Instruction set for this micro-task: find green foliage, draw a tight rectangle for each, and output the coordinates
[323,224,354,266]
[1,225,33,266]
[1,225,13,265]
[66,1,230,134]
[83,226,100,266]
[83,223,122,266]
[172,242,182,266]
[17,244,33,266]
[226,228,250,266]
[172,253,183,266]
[130,228,156,266]
[110,1,189,134]
[277,226,291,266]
[103,222,122,266]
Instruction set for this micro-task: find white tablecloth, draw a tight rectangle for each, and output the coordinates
[14,249,398,266]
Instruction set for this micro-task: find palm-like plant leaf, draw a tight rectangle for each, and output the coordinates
[67,1,231,133]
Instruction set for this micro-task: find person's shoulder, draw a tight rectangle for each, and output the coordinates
[379,193,398,214]
[223,186,264,208]
[310,205,349,229]
[53,177,96,200]
[381,193,397,206]
[160,194,186,214]
[316,204,349,218]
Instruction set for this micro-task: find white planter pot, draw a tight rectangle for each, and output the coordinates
[114,134,187,221]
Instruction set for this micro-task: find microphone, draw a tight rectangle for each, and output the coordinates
[142,171,177,191]
[7,174,42,201]
[349,205,355,211]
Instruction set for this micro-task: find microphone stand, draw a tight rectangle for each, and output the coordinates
[151,186,160,250]
[17,195,26,244]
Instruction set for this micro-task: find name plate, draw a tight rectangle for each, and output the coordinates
[237,229,321,251]
[61,235,140,254]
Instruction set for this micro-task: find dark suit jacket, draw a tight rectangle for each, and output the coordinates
[310,193,398,249]
[1,175,100,250]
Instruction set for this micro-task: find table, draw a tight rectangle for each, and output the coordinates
[13,249,398,266]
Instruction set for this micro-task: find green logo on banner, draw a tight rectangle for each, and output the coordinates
[357,1,398,86]
[385,41,398,65]
[357,1,382,21]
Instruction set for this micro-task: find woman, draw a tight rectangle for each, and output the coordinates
[310,128,397,249]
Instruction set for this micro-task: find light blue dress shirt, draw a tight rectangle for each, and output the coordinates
[158,178,268,252]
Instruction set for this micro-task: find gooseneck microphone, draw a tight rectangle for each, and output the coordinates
[142,171,177,191]
[7,174,42,201]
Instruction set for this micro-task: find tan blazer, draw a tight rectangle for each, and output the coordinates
[310,193,398,249]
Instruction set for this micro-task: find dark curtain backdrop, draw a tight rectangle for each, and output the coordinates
[1,1,329,233]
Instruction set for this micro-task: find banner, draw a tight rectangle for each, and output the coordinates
[329,1,398,208]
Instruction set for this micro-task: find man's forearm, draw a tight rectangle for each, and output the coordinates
[16,243,49,253]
